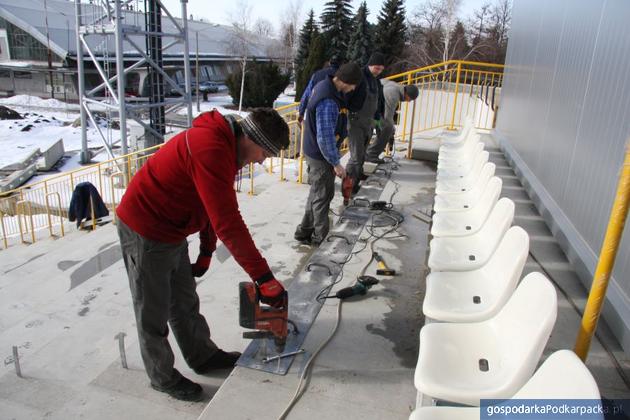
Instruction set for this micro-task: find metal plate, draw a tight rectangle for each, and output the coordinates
[237,175,390,374]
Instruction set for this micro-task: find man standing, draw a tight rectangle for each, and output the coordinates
[366,80,419,163]
[344,53,386,193]
[116,109,289,401]
[294,63,363,246]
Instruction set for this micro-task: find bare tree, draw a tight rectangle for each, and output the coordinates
[279,0,302,78]
[253,18,275,38]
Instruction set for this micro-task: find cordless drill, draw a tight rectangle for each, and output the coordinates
[342,176,354,206]
[334,275,380,299]
[239,282,289,351]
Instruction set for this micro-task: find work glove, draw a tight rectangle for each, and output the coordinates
[297,115,304,124]
[191,253,212,277]
[257,278,286,308]
[373,119,382,129]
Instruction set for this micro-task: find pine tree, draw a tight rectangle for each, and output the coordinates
[295,10,319,78]
[295,35,327,100]
[319,0,353,64]
[347,2,372,66]
[448,21,469,60]
[374,0,407,67]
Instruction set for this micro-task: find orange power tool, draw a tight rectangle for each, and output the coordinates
[239,282,289,351]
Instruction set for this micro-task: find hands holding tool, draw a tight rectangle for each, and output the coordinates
[257,277,286,308]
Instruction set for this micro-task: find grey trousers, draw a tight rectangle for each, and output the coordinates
[297,157,335,243]
[366,119,395,161]
[346,116,373,184]
[117,220,218,387]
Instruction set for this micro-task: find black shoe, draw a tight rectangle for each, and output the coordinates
[151,376,203,401]
[294,226,314,242]
[367,158,385,164]
[194,349,241,374]
[359,174,369,181]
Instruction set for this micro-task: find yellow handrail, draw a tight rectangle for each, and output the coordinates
[44,192,65,238]
[16,200,35,244]
[110,172,125,225]
[575,142,630,361]
[0,212,7,249]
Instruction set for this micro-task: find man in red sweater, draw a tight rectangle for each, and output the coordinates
[116,108,289,401]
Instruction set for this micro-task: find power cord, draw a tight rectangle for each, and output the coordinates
[279,175,405,419]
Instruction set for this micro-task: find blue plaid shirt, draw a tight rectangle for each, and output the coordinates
[298,77,315,118]
[315,99,341,166]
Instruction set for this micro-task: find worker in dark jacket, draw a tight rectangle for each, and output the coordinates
[116,109,289,401]
[294,63,362,246]
[346,53,386,193]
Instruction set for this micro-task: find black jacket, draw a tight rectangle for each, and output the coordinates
[68,182,109,227]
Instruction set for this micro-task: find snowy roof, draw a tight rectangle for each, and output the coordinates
[0,0,276,61]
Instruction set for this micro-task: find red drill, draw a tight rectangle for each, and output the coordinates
[342,176,354,206]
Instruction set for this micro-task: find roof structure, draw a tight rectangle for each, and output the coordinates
[0,0,276,61]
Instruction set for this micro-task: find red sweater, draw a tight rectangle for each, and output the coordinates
[117,110,272,283]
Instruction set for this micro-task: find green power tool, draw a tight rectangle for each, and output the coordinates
[334,275,380,299]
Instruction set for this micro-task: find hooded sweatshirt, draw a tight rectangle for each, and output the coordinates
[116,110,272,283]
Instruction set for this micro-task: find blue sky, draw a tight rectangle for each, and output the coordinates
[160,0,491,30]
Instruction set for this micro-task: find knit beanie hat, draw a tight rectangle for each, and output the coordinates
[404,85,419,100]
[240,108,290,156]
[334,62,363,86]
[367,52,386,66]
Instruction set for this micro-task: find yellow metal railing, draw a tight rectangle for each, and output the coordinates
[0,60,503,250]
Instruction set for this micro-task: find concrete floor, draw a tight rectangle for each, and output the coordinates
[0,133,628,420]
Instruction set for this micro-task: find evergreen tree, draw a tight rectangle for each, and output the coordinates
[226,61,290,108]
[295,35,327,100]
[448,21,469,60]
[295,10,319,78]
[374,0,407,67]
[347,2,372,66]
[319,0,353,64]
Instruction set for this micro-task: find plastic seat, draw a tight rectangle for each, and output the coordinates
[434,177,502,213]
[438,141,483,165]
[438,134,484,161]
[424,226,529,321]
[428,198,514,271]
[440,132,480,155]
[436,163,496,195]
[431,191,504,238]
[410,350,602,419]
[440,117,474,147]
[437,150,488,181]
[414,272,558,406]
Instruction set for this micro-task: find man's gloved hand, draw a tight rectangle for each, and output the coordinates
[191,254,212,277]
[373,119,382,129]
[297,115,304,124]
[258,278,286,308]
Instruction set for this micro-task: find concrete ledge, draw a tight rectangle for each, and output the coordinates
[37,139,64,171]
[495,129,630,356]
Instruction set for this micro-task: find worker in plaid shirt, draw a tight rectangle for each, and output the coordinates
[294,63,363,246]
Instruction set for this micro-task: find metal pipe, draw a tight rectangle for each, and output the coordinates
[75,0,90,163]
[114,0,128,156]
[449,62,462,130]
[575,142,630,361]
[180,0,193,126]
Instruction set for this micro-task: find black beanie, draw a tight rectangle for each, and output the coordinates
[240,108,289,156]
[367,52,386,66]
[334,62,362,86]
[404,85,419,100]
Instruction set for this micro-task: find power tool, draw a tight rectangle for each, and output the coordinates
[373,252,396,276]
[342,176,354,206]
[334,275,380,299]
[239,282,289,351]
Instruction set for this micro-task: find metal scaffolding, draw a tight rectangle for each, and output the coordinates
[74,0,192,163]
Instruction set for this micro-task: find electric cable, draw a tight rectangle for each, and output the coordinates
[279,180,404,419]
[528,251,630,390]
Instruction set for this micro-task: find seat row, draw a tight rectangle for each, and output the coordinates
[409,118,602,419]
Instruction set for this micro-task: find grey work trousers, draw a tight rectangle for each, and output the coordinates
[117,220,218,387]
[366,119,395,161]
[346,116,373,184]
[298,157,335,243]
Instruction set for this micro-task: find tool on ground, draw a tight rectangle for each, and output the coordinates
[239,282,290,352]
[262,349,305,364]
[373,252,396,276]
[342,176,354,206]
[334,275,380,299]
